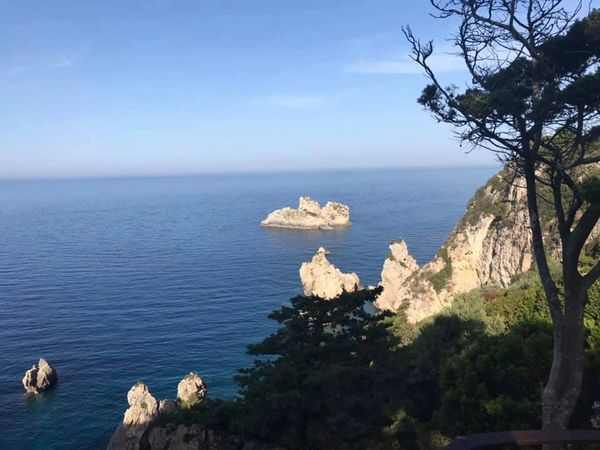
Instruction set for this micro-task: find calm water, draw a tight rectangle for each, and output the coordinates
[0,167,495,449]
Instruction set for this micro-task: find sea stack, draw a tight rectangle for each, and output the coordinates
[299,247,361,299]
[22,358,57,395]
[261,197,351,230]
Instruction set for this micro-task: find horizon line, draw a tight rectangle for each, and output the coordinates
[0,163,501,183]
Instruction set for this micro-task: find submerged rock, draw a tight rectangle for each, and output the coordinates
[22,358,57,394]
[107,382,159,450]
[176,372,207,407]
[261,197,351,230]
[299,247,361,299]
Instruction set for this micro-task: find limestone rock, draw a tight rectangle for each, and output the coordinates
[261,197,351,230]
[176,373,207,407]
[108,376,284,450]
[107,382,159,450]
[298,196,322,215]
[22,358,57,394]
[124,383,159,426]
[299,247,360,299]
[320,201,351,227]
[376,240,419,313]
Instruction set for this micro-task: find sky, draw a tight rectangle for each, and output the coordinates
[0,0,503,179]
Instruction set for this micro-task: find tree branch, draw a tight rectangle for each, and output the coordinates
[568,202,600,266]
[584,261,600,288]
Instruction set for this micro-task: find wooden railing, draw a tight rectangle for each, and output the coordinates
[443,430,600,449]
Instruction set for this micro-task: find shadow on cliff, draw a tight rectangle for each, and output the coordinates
[110,287,600,450]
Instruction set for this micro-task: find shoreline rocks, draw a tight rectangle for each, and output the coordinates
[299,247,361,299]
[108,374,283,450]
[108,374,210,450]
[22,358,57,395]
[261,197,351,230]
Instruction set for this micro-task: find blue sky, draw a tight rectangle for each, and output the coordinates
[0,0,500,179]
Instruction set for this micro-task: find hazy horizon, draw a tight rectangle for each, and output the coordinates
[0,162,502,182]
[2,1,500,179]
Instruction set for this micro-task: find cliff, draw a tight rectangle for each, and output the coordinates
[375,168,599,322]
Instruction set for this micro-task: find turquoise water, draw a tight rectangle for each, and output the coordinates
[0,167,496,449]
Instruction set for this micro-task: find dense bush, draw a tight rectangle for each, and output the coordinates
[439,321,553,434]
[159,273,600,449]
[229,288,406,449]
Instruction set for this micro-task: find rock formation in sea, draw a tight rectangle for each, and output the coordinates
[299,247,361,299]
[108,374,283,450]
[22,358,58,394]
[261,196,351,230]
[375,168,600,323]
[176,372,207,407]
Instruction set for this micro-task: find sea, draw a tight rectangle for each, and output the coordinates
[0,167,496,449]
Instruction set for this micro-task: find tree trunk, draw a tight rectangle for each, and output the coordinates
[521,160,589,447]
[541,284,588,450]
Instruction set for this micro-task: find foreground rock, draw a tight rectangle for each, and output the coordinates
[177,372,207,407]
[299,247,361,299]
[107,382,159,450]
[22,358,57,394]
[108,375,283,450]
[261,197,351,230]
[375,167,599,322]
[146,424,286,450]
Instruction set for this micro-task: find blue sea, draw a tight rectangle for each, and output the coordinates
[0,167,496,449]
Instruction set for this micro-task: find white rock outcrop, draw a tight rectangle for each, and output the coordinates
[124,383,159,426]
[22,358,57,395]
[299,247,361,299]
[108,373,213,450]
[107,382,160,450]
[376,240,419,310]
[176,372,207,407]
[261,197,351,230]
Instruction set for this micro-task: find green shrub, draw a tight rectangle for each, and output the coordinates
[427,247,453,293]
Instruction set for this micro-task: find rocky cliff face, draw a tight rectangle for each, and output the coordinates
[299,247,361,299]
[261,197,351,230]
[376,170,545,322]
